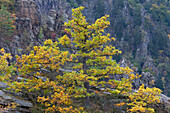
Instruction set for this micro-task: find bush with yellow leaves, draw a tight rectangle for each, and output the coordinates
[127,84,162,113]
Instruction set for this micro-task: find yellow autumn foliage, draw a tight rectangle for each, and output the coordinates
[0,6,162,113]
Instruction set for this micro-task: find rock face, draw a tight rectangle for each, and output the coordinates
[33,0,71,14]
[0,90,32,113]
[15,0,41,42]
[140,72,156,87]
[160,94,170,106]
[8,0,72,56]
[16,0,40,26]
[118,58,156,89]
[4,0,42,56]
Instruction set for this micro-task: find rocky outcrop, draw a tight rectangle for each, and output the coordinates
[33,0,71,14]
[0,82,33,112]
[15,0,41,41]
[2,0,43,56]
[118,58,156,89]
[16,0,40,26]
[160,94,170,106]
[140,72,156,87]
[0,89,32,113]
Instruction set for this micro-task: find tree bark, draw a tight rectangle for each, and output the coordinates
[0,32,1,47]
[83,57,90,107]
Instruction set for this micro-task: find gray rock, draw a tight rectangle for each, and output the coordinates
[14,99,33,108]
[36,75,47,82]
[0,90,5,97]
[103,91,111,95]
[16,77,24,82]
[0,82,7,89]
[160,94,170,105]
[3,95,13,100]
[0,89,32,112]
[15,111,21,113]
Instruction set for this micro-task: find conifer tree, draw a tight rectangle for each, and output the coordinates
[57,6,138,106]
[57,7,162,112]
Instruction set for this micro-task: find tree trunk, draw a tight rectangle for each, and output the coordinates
[0,32,1,47]
[83,57,90,107]
[84,81,90,107]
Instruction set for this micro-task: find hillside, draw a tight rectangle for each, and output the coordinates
[0,0,169,112]
[9,0,169,96]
